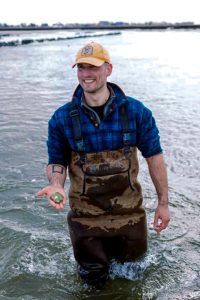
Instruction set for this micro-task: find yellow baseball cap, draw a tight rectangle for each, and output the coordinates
[72,41,111,68]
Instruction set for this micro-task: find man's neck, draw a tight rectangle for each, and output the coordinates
[84,86,110,107]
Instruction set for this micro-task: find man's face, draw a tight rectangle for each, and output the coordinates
[77,63,112,94]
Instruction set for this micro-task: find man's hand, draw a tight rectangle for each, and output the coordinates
[37,185,66,210]
[154,204,170,233]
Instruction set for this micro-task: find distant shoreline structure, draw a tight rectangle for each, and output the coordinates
[1,21,200,31]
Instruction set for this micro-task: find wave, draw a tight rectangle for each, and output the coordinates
[109,253,158,281]
[0,31,121,47]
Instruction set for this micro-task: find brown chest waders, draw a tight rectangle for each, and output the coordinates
[67,102,147,284]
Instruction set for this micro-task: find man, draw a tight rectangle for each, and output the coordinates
[37,41,170,285]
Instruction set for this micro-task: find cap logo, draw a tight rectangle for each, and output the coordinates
[81,45,93,56]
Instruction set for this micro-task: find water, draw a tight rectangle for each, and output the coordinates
[0,29,200,299]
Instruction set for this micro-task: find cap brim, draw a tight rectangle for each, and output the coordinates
[72,57,105,68]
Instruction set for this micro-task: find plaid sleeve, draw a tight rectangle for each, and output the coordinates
[47,113,70,167]
[136,105,163,158]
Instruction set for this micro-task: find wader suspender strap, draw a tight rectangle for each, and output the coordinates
[70,101,131,155]
[69,103,86,159]
[120,103,131,154]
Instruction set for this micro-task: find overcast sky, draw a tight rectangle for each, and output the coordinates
[1,0,200,25]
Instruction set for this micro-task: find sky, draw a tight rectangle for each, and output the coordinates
[1,0,200,25]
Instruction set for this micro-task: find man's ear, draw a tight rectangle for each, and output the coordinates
[106,63,113,76]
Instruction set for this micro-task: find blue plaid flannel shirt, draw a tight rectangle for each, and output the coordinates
[47,82,162,166]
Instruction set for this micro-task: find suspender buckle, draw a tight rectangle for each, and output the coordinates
[70,109,79,118]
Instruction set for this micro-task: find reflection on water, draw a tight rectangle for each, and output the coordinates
[0,29,200,299]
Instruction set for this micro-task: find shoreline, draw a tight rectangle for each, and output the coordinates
[1,24,200,31]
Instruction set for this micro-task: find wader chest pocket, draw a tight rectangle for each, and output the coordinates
[81,157,135,197]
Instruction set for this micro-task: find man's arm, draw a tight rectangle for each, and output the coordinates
[37,164,67,209]
[146,153,170,233]
[47,164,66,187]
